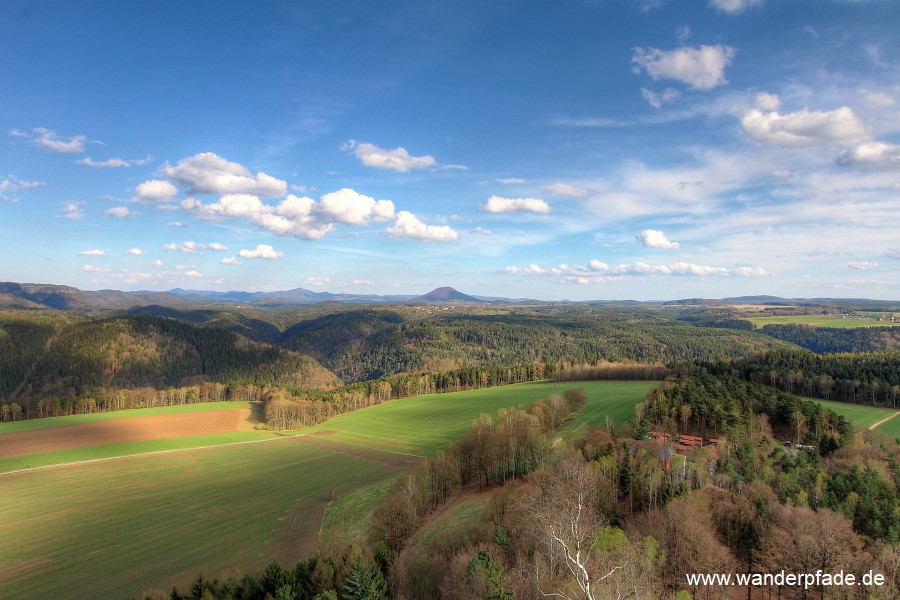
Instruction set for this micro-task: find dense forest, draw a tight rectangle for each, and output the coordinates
[714,349,900,407]
[759,324,900,354]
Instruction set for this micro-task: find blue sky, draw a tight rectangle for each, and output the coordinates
[2,0,899,300]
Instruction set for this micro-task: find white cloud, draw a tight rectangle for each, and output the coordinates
[81,264,110,273]
[185,270,202,277]
[497,178,525,184]
[386,211,459,242]
[77,155,152,168]
[343,140,437,172]
[848,261,879,270]
[305,276,331,286]
[632,45,736,90]
[471,226,493,235]
[709,0,764,15]
[207,242,229,251]
[772,169,793,178]
[741,104,868,147]
[350,279,375,286]
[30,128,86,153]
[136,179,178,201]
[641,87,681,109]
[318,188,395,225]
[676,25,692,43]
[755,92,781,111]
[59,201,86,220]
[163,241,205,253]
[163,152,286,197]
[79,249,106,256]
[505,259,771,284]
[837,141,900,168]
[106,206,132,218]
[152,259,164,268]
[0,175,43,202]
[238,244,284,259]
[542,183,588,197]
[481,195,551,214]
[638,229,681,249]
[221,257,243,265]
[167,221,187,228]
[182,188,399,240]
[0,176,43,192]
[127,248,143,255]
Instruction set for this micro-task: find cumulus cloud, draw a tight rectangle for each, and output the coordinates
[471,226,493,235]
[837,141,900,168]
[163,152,287,197]
[543,183,588,197]
[127,248,143,255]
[318,188,395,225]
[709,0,764,15]
[238,244,284,259]
[848,261,879,270]
[136,179,178,201]
[351,279,375,286]
[220,256,243,265]
[79,249,106,256]
[305,276,331,286]
[638,229,681,249]
[497,178,525,184]
[386,211,459,242]
[106,206,132,218]
[481,196,551,214]
[505,259,770,284]
[81,264,110,273]
[29,128,87,153]
[632,45,736,90]
[741,100,868,146]
[181,188,400,241]
[343,140,437,172]
[163,241,205,253]
[207,242,229,251]
[77,155,152,168]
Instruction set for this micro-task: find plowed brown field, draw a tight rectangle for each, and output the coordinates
[0,408,254,458]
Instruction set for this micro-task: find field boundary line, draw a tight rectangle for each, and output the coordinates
[869,411,900,431]
[0,433,307,477]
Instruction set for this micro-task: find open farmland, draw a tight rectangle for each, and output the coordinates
[747,314,900,329]
[0,380,653,599]
[304,380,657,455]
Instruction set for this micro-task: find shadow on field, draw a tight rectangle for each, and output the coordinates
[249,401,265,425]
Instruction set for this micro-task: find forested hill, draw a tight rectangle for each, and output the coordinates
[280,306,796,383]
[760,323,900,353]
[0,313,339,401]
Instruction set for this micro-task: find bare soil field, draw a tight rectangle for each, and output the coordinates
[0,407,255,458]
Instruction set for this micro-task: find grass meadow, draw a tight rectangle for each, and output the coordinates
[1,380,655,600]
[747,315,900,329]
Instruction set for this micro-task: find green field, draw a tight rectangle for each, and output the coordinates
[747,315,900,329]
[304,380,656,455]
[1,380,654,600]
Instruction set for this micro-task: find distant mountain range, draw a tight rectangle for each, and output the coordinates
[0,282,499,311]
[0,281,894,311]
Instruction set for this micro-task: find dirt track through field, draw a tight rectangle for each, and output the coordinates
[869,411,900,431]
[0,408,254,458]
